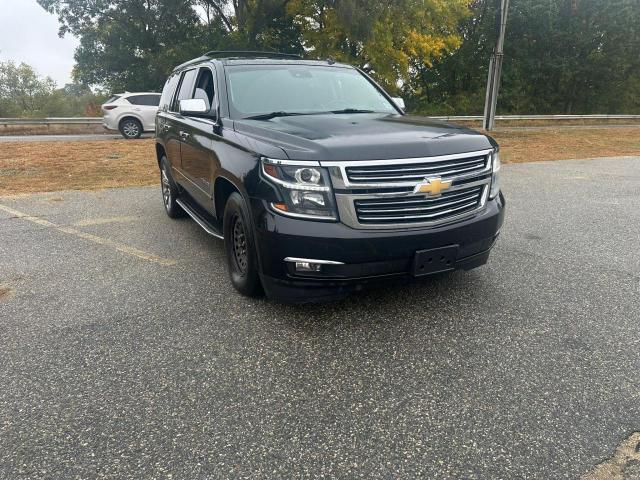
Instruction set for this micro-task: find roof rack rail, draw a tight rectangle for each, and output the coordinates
[173,55,212,71]
[173,51,303,72]
[202,50,303,60]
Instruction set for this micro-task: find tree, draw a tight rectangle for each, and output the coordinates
[0,60,106,117]
[0,61,57,117]
[38,0,227,92]
[287,0,471,92]
[39,0,472,94]
[38,0,304,92]
[501,0,640,114]
[414,0,640,115]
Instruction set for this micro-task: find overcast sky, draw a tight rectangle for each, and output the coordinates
[0,0,79,86]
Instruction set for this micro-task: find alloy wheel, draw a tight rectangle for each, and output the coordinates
[161,168,171,209]
[123,121,139,138]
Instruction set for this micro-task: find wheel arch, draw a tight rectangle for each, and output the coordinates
[155,143,166,168]
[213,176,242,221]
[118,115,144,130]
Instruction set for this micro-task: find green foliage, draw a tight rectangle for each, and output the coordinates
[38,0,304,92]
[38,0,227,92]
[28,0,640,115]
[412,0,640,115]
[0,61,106,117]
[288,0,471,92]
[38,0,469,93]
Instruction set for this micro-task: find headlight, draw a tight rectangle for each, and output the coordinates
[489,150,501,199]
[261,158,338,220]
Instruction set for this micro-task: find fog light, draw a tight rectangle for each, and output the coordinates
[295,261,322,273]
[284,257,345,275]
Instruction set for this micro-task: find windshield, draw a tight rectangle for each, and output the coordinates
[225,65,398,119]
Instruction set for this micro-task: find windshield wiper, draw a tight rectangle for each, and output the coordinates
[243,111,310,120]
[330,108,376,114]
[243,109,377,120]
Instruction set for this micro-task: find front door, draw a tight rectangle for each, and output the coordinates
[177,66,222,215]
[163,68,198,184]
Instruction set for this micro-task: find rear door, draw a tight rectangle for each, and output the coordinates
[127,94,160,130]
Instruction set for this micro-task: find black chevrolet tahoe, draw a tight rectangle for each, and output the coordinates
[155,51,505,303]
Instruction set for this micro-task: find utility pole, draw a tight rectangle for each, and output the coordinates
[483,0,510,131]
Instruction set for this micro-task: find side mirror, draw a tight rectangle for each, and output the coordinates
[179,98,208,116]
[391,97,405,111]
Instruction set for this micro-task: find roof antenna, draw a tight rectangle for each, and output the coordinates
[326,57,336,65]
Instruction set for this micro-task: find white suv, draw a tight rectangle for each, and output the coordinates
[102,92,161,139]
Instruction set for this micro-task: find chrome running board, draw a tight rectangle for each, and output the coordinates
[176,197,224,240]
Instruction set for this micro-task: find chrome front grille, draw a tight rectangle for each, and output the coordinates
[345,155,488,184]
[322,148,494,230]
[354,185,484,224]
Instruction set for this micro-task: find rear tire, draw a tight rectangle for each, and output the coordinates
[160,157,184,218]
[223,192,262,297]
[119,118,142,139]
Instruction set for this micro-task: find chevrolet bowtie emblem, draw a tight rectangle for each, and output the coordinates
[413,177,452,196]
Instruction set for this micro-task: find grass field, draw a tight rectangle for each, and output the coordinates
[1,127,639,195]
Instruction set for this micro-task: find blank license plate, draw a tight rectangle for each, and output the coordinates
[412,245,459,276]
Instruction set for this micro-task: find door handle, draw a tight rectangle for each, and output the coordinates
[179,131,190,140]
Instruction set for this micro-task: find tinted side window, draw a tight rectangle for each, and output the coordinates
[131,94,160,106]
[159,75,180,111]
[127,95,148,106]
[172,69,197,111]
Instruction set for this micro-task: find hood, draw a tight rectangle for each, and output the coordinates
[232,113,495,161]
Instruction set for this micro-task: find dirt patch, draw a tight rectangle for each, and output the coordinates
[0,123,105,136]
[0,284,14,301]
[0,139,157,195]
[0,128,639,195]
[489,127,640,164]
[583,432,640,480]
[450,118,640,129]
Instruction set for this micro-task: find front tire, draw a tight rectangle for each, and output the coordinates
[160,157,184,218]
[119,118,142,139]
[223,192,262,297]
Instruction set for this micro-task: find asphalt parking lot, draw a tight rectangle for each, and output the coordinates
[1,157,639,479]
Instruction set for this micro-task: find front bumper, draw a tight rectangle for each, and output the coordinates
[253,192,505,302]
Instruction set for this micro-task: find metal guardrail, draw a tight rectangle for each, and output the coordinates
[429,114,640,121]
[1,114,640,126]
[0,117,102,125]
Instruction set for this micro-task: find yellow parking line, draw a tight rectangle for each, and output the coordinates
[73,216,137,226]
[0,203,176,266]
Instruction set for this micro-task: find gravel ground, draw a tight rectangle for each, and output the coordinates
[0,157,639,479]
